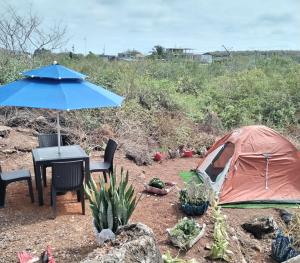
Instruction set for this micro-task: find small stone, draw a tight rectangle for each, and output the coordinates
[205,243,211,250]
[253,244,262,252]
[36,116,47,122]
[0,126,12,138]
[232,235,238,241]
[279,209,293,225]
[1,149,16,154]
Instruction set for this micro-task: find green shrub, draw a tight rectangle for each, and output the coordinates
[169,217,201,249]
[1,52,299,150]
[179,178,212,205]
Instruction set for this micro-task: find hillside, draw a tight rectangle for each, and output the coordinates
[1,51,299,153]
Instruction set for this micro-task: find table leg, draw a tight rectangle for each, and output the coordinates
[35,163,44,206]
[32,157,38,190]
[84,158,90,183]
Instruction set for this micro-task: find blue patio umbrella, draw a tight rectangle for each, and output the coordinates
[0,62,124,153]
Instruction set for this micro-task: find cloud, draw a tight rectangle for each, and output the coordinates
[1,0,299,53]
[258,13,295,24]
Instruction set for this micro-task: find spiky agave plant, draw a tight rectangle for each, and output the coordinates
[84,167,136,233]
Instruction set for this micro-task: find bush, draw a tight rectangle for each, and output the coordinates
[1,52,299,151]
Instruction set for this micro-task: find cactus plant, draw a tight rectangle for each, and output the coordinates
[149,177,165,189]
[84,167,136,233]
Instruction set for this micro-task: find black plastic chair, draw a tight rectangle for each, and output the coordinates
[0,165,34,208]
[89,139,117,182]
[51,161,85,218]
[38,133,63,187]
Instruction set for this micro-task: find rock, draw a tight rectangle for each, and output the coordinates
[242,216,278,239]
[1,149,17,154]
[283,254,300,262]
[279,209,294,225]
[253,244,263,252]
[81,223,163,263]
[125,147,153,166]
[36,116,47,122]
[204,243,211,250]
[168,149,180,159]
[0,126,12,138]
[96,229,116,245]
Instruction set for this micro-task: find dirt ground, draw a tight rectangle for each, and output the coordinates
[0,129,285,263]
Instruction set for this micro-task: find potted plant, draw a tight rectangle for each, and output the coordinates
[179,178,211,216]
[144,177,176,195]
[84,167,137,244]
[167,217,206,250]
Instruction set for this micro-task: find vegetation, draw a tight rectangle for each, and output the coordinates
[169,217,202,249]
[84,167,136,233]
[179,178,211,205]
[286,210,300,251]
[149,177,165,189]
[0,51,299,151]
[162,251,198,263]
[210,200,232,261]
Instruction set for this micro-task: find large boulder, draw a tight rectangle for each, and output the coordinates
[283,254,300,262]
[242,216,278,239]
[81,223,163,263]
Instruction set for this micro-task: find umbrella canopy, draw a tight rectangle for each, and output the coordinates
[0,78,123,110]
[23,63,86,80]
[0,62,124,153]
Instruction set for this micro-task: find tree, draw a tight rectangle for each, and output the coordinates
[0,4,68,54]
[151,45,166,59]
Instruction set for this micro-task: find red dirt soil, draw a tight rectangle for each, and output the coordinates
[0,140,283,262]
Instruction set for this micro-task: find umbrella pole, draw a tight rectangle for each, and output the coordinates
[57,112,61,154]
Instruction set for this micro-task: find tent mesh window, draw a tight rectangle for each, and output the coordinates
[205,142,234,182]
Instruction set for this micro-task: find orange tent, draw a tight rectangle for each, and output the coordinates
[196,125,300,204]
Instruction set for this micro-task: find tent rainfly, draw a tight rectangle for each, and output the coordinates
[197,125,300,204]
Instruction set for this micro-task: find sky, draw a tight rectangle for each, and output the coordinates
[1,0,300,55]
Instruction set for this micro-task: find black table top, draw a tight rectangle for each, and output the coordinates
[32,145,88,162]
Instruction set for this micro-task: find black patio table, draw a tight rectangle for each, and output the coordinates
[32,145,90,206]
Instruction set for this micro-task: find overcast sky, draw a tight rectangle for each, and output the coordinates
[1,0,300,54]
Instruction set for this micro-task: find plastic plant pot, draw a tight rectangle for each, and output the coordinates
[182,150,193,158]
[154,152,163,161]
[181,201,209,216]
[271,232,300,262]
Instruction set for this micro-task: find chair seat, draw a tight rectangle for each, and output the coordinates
[0,169,31,181]
[89,161,110,172]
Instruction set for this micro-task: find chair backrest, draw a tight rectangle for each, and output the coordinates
[104,139,118,169]
[38,134,63,148]
[52,161,84,191]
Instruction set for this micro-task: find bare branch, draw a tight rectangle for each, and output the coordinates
[0,4,68,54]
